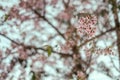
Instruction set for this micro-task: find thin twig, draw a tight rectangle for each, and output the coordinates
[0,33,71,57]
[0,33,20,45]
[32,9,66,40]
[78,27,116,48]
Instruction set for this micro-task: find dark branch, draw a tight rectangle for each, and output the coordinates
[78,27,116,48]
[32,9,66,40]
[0,33,20,45]
[0,33,71,57]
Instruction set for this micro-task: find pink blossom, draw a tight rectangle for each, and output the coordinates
[51,0,58,5]
[17,47,28,60]
[58,11,70,21]
[61,39,75,53]
[77,71,85,78]
[76,14,97,37]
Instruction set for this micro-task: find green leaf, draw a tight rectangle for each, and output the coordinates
[31,72,36,80]
[4,14,9,21]
[47,46,52,56]
[44,45,53,56]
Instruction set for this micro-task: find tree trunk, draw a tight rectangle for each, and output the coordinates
[111,0,120,69]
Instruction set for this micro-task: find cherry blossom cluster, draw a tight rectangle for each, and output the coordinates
[95,48,115,55]
[19,0,44,9]
[76,14,97,37]
[6,0,44,22]
[84,47,115,58]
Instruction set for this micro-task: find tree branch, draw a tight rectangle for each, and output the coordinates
[0,33,71,57]
[0,33,20,45]
[32,9,66,40]
[78,27,116,48]
[111,0,120,69]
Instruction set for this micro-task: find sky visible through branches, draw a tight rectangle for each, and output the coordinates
[0,0,120,80]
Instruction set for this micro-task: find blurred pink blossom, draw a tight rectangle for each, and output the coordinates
[61,39,75,53]
[17,47,28,60]
[58,11,70,21]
